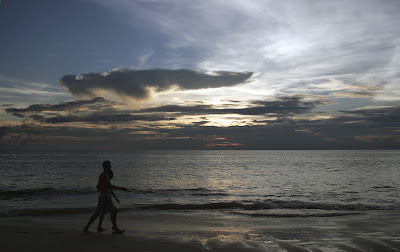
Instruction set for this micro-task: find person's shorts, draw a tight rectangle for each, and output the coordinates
[95,194,116,214]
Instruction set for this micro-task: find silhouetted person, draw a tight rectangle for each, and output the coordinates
[97,170,120,232]
[83,161,127,234]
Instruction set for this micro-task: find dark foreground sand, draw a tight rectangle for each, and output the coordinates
[1,224,210,252]
[2,211,400,252]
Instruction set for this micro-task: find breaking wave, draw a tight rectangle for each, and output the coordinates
[1,198,398,217]
[139,199,398,211]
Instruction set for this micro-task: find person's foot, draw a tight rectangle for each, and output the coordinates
[97,227,105,233]
[112,227,125,234]
[82,228,92,234]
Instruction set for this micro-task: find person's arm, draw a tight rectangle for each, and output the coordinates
[110,184,128,191]
[112,191,120,204]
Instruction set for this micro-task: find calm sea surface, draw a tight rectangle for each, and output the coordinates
[1,150,399,217]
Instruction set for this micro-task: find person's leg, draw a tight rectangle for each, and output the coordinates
[110,207,124,233]
[84,195,104,232]
[97,212,106,232]
[110,207,118,230]
[83,212,100,232]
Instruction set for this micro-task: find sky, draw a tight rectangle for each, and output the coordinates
[1,0,400,151]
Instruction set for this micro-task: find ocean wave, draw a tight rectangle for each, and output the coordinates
[139,199,398,211]
[0,188,96,199]
[232,211,363,218]
[1,199,397,217]
[0,207,95,217]
[130,189,156,194]
[372,186,397,189]
[0,187,228,200]
[131,188,228,197]
[0,206,153,217]
[0,206,362,218]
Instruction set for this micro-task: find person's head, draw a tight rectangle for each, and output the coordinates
[102,160,112,171]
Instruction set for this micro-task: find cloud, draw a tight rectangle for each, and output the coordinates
[92,0,400,104]
[6,97,174,124]
[293,106,400,131]
[5,97,175,124]
[3,103,400,150]
[36,113,175,124]
[138,49,154,67]
[59,68,253,100]
[5,97,111,117]
[285,78,385,98]
[7,95,329,124]
[331,91,376,98]
[137,96,332,117]
[340,106,400,124]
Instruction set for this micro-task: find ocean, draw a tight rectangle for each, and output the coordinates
[1,150,399,218]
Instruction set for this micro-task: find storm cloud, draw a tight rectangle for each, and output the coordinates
[59,68,253,99]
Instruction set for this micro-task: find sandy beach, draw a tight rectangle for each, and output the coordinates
[1,223,209,252]
[2,210,400,252]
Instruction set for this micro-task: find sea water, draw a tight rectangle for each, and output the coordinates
[1,150,399,219]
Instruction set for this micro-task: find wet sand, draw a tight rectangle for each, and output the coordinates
[2,211,400,252]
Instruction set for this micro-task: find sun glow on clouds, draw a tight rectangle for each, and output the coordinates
[203,114,265,127]
[295,115,335,121]
[204,115,246,127]
[152,84,274,111]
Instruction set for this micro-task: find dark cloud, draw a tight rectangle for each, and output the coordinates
[5,97,110,117]
[7,95,328,125]
[5,97,174,123]
[340,106,400,124]
[0,123,43,147]
[36,113,175,124]
[59,68,253,99]
[289,106,400,133]
[249,96,331,115]
[138,96,332,117]
[332,91,376,98]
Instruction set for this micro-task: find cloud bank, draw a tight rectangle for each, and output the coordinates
[6,97,111,116]
[3,103,400,150]
[59,68,253,100]
[5,97,174,124]
[138,96,332,117]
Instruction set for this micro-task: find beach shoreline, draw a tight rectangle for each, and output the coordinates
[2,210,400,251]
